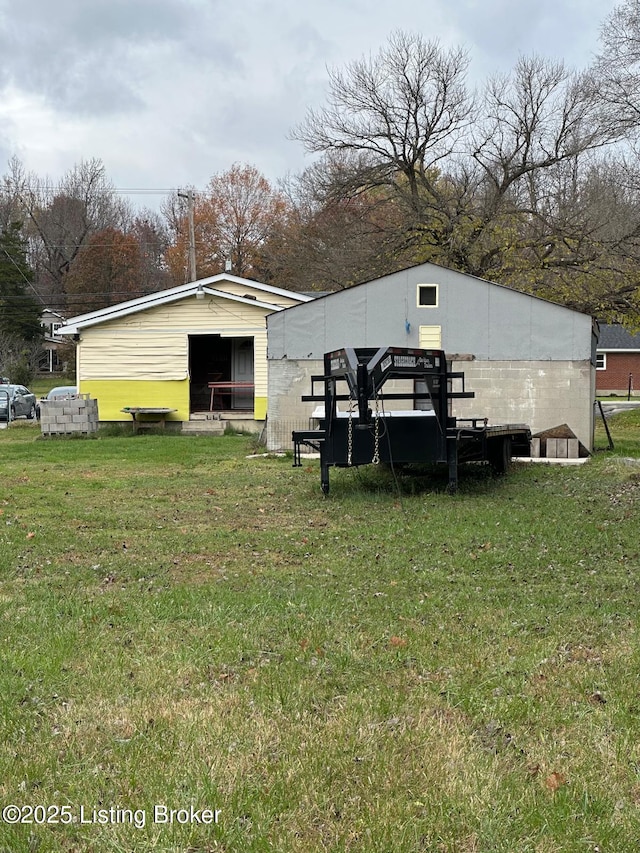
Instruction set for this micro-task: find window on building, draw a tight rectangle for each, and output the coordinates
[596,352,607,370]
[417,284,438,307]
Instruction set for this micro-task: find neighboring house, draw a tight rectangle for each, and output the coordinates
[39,309,68,373]
[57,275,312,426]
[596,324,640,396]
[266,262,598,451]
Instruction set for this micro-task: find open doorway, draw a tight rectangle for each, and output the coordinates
[231,338,254,408]
[188,335,254,413]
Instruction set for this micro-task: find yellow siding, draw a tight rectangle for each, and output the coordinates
[79,329,188,380]
[84,379,189,421]
[252,330,267,396]
[76,294,276,420]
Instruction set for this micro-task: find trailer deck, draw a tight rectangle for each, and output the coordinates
[292,346,531,493]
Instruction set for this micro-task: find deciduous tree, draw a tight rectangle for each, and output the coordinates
[164,164,291,283]
[292,30,638,319]
[6,158,130,311]
[64,227,145,312]
[0,222,42,340]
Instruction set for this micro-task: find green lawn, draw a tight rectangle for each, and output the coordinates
[0,412,639,852]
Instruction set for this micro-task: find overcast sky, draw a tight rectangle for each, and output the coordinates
[0,0,620,210]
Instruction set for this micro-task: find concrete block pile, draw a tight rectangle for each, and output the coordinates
[40,394,99,436]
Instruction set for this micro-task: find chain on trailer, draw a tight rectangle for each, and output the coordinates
[372,390,381,465]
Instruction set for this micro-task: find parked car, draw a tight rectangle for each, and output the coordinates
[0,384,39,421]
[45,386,78,400]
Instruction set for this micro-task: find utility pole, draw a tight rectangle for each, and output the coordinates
[177,190,197,282]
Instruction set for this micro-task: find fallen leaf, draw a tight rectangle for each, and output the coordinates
[544,771,567,793]
[389,636,407,648]
[26,532,35,539]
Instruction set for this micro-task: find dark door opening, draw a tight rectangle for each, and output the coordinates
[189,335,232,412]
[188,335,255,412]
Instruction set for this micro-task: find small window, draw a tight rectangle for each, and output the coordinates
[417,284,438,307]
[596,352,606,370]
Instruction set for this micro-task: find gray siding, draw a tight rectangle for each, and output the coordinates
[267,263,593,361]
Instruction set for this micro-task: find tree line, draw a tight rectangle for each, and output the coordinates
[3,0,640,373]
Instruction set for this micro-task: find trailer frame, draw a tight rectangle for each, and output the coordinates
[292,346,531,493]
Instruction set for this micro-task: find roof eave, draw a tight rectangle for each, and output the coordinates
[58,287,287,334]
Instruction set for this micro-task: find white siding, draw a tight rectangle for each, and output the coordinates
[78,295,272,391]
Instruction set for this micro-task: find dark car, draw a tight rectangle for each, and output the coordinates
[0,384,39,421]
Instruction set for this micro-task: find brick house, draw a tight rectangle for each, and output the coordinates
[596,324,640,396]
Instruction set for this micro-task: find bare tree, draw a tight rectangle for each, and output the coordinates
[457,56,622,278]
[292,31,473,214]
[594,0,640,134]
[6,158,130,312]
[291,33,640,318]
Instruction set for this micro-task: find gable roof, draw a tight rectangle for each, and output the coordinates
[285,260,592,317]
[58,274,313,335]
[598,323,640,350]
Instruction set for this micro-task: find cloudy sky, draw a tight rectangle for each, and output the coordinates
[0,0,620,210]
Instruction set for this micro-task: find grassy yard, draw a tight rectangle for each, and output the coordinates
[0,412,639,852]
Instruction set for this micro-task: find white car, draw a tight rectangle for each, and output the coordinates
[46,386,78,400]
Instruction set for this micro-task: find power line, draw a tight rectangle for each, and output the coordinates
[6,185,198,196]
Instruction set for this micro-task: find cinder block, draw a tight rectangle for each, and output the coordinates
[41,396,99,436]
[530,437,540,457]
[556,439,568,458]
[546,438,558,458]
[567,439,579,459]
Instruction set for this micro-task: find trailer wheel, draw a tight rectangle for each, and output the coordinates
[489,437,512,474]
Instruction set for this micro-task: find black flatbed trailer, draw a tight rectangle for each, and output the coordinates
[292,346,531,494]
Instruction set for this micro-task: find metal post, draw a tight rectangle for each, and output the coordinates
[178,190,197,282]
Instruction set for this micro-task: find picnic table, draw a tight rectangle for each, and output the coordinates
[121,407,177,433]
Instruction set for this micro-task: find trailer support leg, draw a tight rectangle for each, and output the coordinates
[321,459,330,495]
[446,436,458,493]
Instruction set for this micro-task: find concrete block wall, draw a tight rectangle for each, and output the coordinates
[266,358,323,450]
[450,360,594,451]
[40,394,99,436]
[267,357,595,452]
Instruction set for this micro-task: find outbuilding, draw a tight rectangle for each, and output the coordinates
[266,262,598,451]
[58,274,311,429]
